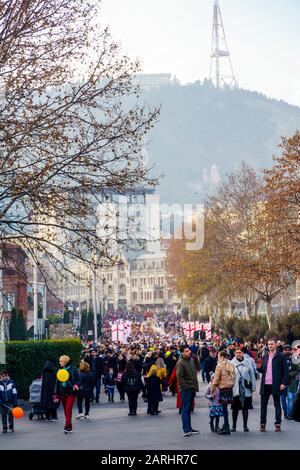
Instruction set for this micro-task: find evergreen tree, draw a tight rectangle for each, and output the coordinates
[87,310,94,337]
[80,311,88,336]
[63,307,70,324]
[17,310,28,341]
[9,307,18,340]
[97,314,102,338]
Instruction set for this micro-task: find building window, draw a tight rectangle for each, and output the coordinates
[131,263,137,271]
[108,285,113,296]
[132,292,137,301]
[119,284,126,296]
[4,293,15,311]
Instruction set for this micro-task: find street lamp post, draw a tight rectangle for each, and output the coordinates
[33,258,38,339]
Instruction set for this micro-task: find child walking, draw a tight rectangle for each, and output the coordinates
[204,372,223,432]
[104,368,116,403]
[0,370,18,433]
[77,362,94,420]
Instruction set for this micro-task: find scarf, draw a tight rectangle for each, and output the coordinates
[236,363,245,407]
[61,366,71,388]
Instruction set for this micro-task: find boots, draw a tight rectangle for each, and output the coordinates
[218,425,231,435]
[210,422,215,432]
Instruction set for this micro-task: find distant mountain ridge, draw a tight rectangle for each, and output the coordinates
[141,82,300,204]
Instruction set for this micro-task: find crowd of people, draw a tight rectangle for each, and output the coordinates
[1,311,300,438]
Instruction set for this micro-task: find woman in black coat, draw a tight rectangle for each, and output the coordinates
[121,361,144,416]
[146,366,163,415]
[116,353,127,402]
[41,356,58,421]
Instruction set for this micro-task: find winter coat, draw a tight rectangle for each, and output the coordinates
[291,391,300,422]
[78,371,94,399]
[55,365,80,396]
[211,359,235,393]
[200,346,209,362]
[104,373,115,387]
[258,351,288,396]
[204,356,217,375]
[41,359,58,409]
[86,356,104,378]
[176,357,199,393]
[121,371,144,393]
[231,357,256,398]
[286,358,300,393]
[102,355,118,375]
[146,375,163,403]
[156,366,167,383]
[131,358,143,374]
[0,378,17,406]
[165,353,178,376]
[142,357,156,375]
[117,358,127,374]
[205,385,221,406]
[168,368,194,410]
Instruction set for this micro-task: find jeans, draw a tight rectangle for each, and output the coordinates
[60,394,76,429]
[106,385,115,401]
[1,405,14,430]
[280,387,288,416]
[222,404,229,427]
[92,376,101,400]
[200,361,206,382]
[260,385,282,425]
[287,391,296,417]
[181,389,194,433]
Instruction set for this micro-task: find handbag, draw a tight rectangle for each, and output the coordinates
[237,366,252,389]
[116,372,123,382]
[244,379,252,389]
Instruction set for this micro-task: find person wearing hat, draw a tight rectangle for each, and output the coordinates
[281,344,300,419]
[0,370,17,433]
[204,347,218,383]
[165,346,178,393]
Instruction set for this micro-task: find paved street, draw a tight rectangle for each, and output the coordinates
[2,379,300,450]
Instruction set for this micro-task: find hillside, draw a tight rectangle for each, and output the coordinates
[142,82,300,204]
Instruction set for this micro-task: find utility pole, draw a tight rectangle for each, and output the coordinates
[210,0,237,88]
[0,247,4,341]
[92,271,97,343]
[33,258,38,339]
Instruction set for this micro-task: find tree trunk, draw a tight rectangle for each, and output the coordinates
[254,296,261,315]
[265,299,272,330]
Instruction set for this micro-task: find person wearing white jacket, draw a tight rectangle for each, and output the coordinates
[231,349,256,432]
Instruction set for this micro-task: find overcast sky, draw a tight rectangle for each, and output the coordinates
[100,0,300,106]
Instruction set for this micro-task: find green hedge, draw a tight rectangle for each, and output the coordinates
[1,339,82,399]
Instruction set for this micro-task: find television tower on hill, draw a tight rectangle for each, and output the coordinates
[209,0,238,88]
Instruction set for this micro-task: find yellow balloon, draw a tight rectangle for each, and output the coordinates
[57,369,69,382]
